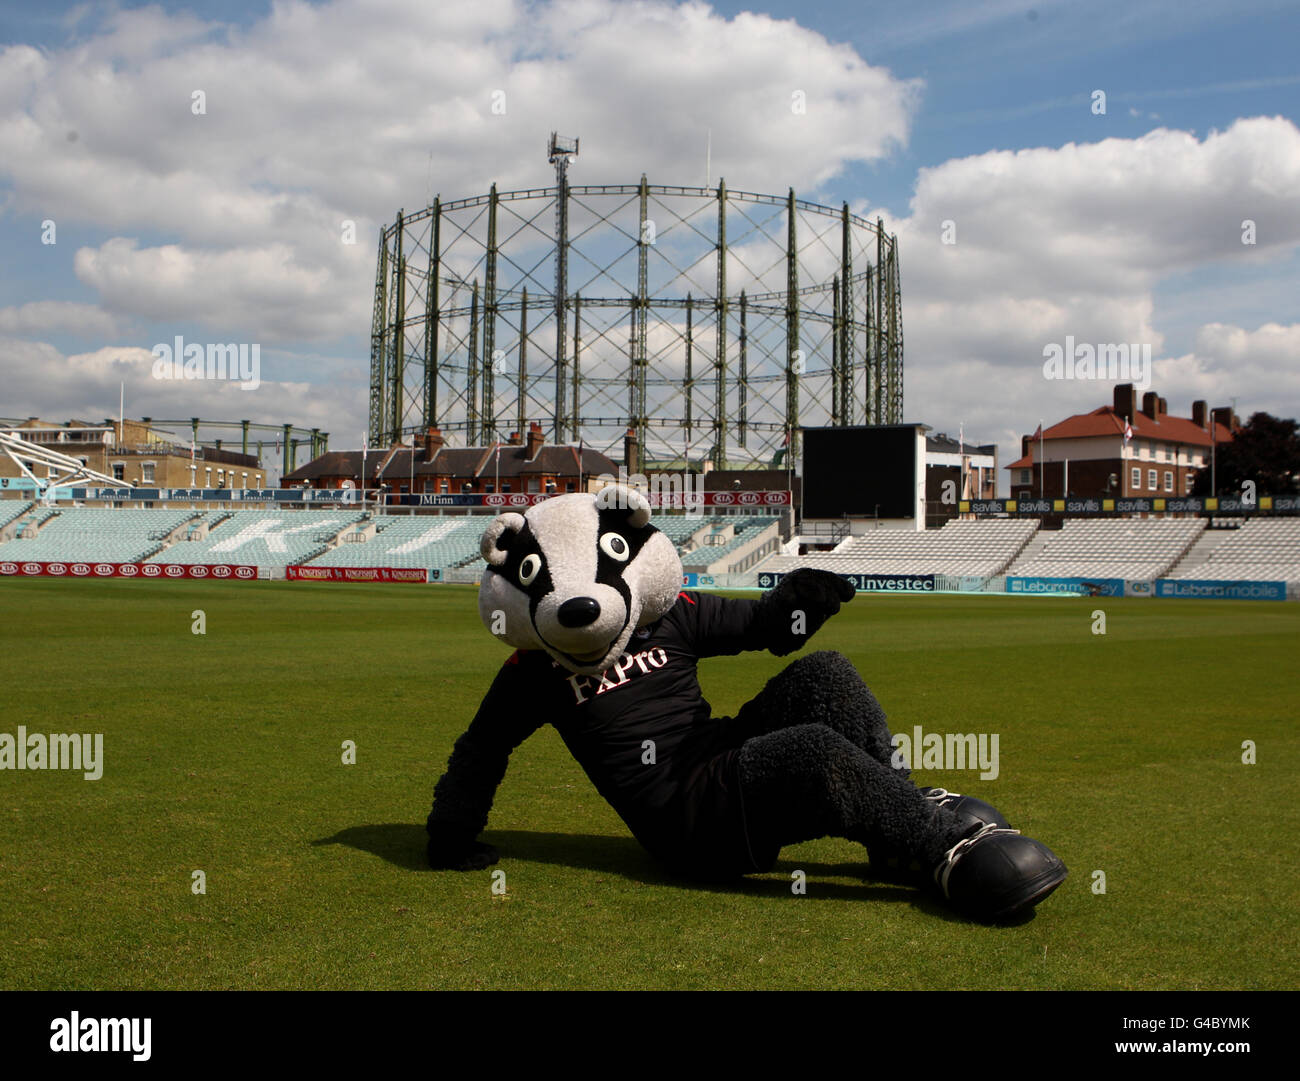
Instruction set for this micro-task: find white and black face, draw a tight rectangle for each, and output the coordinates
[477,486,683,675]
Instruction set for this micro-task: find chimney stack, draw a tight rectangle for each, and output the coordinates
[525,421,544,460]
[1210,406,1239,435]
[508,430,522,446]
[1192,400,1208,429]
[1114,383,1138,420]
[423,426,445,463]
[1141,391,1160,420]
[624,427,641,476]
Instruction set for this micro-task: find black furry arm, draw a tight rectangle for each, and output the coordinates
[751,568,856,656]
[682,568,854,658]
[426,655,544,870]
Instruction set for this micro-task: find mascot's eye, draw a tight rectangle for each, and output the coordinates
[518,554,543,586]
[599,532,630,561]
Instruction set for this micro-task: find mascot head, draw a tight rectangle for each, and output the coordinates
[477,484,683,675]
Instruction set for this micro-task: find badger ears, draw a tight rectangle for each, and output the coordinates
[480,512,526,566]
[594,483,651,528]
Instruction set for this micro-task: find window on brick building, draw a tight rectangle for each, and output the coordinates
[1147,469,1157,489]
[1164,471,1173,492]
[1131,467,1140,489]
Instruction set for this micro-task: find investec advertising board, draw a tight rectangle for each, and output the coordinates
[758,571,939,593]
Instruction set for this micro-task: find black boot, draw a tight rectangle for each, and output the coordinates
[931,823,1068,922]
[868,787,1010,881]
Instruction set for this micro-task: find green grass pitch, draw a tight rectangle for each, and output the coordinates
[1,578,1296,990]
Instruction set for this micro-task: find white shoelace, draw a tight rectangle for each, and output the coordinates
[935,823,1022,898]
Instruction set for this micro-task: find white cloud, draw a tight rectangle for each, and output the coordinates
[0,0,919,349]
[0,300,121,339]
[1152,322,1300,417]
[878,116,1300,478]
[73,238,365,343]
[0,337,366,444]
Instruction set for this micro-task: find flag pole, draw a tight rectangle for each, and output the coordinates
[1039,419,1044,500]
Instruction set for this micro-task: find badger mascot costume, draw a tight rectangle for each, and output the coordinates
[426,485,1066,921]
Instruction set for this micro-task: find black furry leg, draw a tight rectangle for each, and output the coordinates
[732,651,904,775]
[737,723,968,868]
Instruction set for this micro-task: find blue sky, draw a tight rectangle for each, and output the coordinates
[1,0,1297,487]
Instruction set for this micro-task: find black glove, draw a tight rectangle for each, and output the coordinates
[426,820,500,870]
[757,568,856,656]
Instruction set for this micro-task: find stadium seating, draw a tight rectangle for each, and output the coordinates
[1005,517,1204,581]
[1166,518,1300,587]
[306,515,485,569]
[654,515,712,550]
[759,518,1039,578]
[3,504,1295,590]
[149,509,364,570]
[681,516,782,570]
[0,501,34,533]
[0,507,199,563]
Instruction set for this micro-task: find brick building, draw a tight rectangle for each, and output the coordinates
[283,422,617,498]
[0,417,264,496]
[1007,385,1237,500]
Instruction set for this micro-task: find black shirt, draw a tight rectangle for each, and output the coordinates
[428,590,772,871]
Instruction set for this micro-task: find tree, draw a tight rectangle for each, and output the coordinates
[1192,412,1300,497]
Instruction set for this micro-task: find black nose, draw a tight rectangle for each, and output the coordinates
[557,597,601,628]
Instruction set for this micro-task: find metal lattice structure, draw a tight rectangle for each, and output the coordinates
[368,142,903,468]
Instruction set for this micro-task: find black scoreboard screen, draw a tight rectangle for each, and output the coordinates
[801,425,920,519]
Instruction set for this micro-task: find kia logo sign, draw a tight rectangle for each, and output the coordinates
[22,562,41,574]
[712,492,734,505]
[213,564,231,578]
[0,562,16,575]
[509,494,528,506]
[94,563,115,576]
[164,565,184,577]
[143,564,162,576]
[764,492,789,504]
[485,494,505,506]
[49,563,67,575]
[191,565,209,578]
[737,492,759,505]
[120,563,139,576]
[235,566,254,579]
[71,563,91,576]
